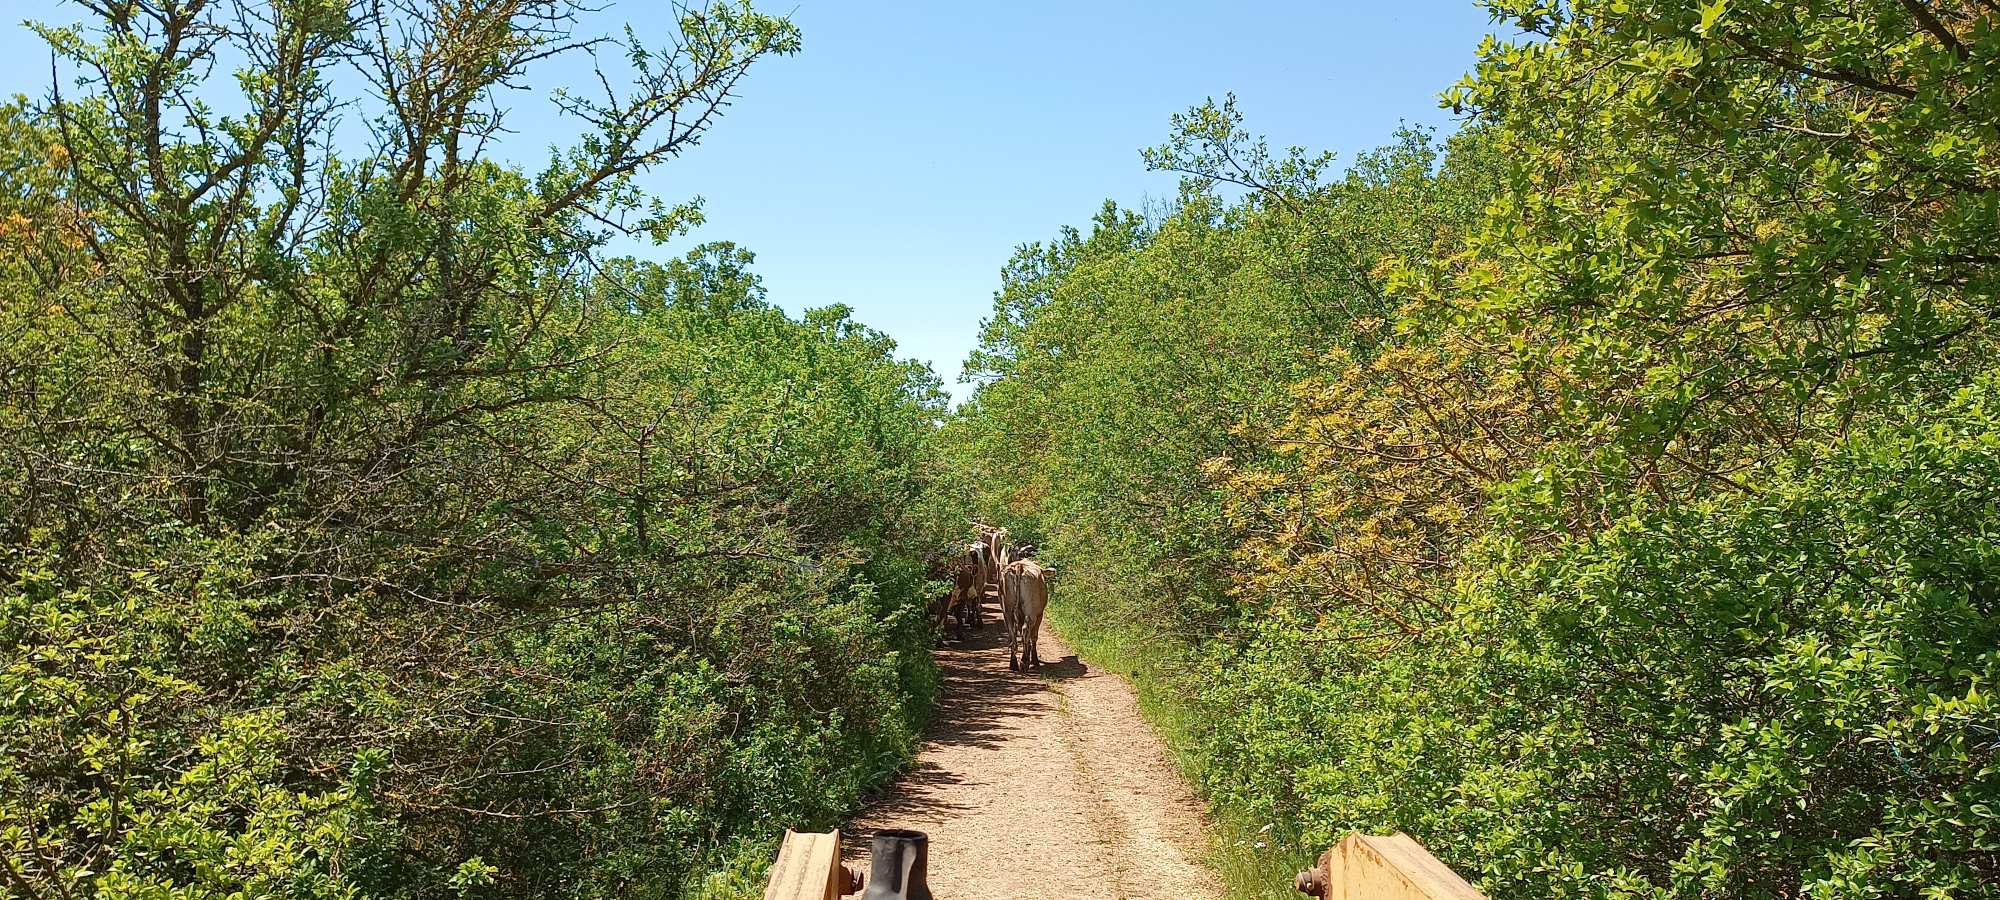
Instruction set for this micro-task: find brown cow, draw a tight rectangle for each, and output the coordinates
[952,565,980,632]
[1000,559,1050,672]
[1005,542,1037,564]
[926,587,962,642]
[996,541,1036,587]
[963,541,990,628]
[975,524,1008,594]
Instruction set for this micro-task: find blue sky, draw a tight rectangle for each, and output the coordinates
[1,1,1505,400]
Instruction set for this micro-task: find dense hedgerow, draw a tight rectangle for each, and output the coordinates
[1,281,950,899]
[1201,382,2000,897]
[952,3,2000,898]
[0,4,957,898]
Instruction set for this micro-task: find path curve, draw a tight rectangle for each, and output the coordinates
[846,594,1222,899]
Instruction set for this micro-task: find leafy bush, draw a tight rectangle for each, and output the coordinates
[1,533,376,900]
[1201,381,2000,897]
[953,4,2000,900]
[1,273,951,898]
[0,5,955,899]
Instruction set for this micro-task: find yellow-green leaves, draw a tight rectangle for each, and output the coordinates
[1695,0,1728,36]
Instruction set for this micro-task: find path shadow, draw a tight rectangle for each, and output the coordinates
[848,759,977,823]
[846,593,1059,832]
[920,595,1046,752]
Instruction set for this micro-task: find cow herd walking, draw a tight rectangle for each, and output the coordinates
[929,524,1052,672]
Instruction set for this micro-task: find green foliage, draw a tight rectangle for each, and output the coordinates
[952,123,1494,639]
[2,534,373,900]
[953,4,2000,899]
[0,3,952,899]
[1440,0,2000,493]
[1206,383,2000,897]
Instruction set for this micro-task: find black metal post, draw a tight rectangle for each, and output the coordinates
[863,829,931,900]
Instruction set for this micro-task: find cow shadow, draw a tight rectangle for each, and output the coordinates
[1032,654,1087,681]
[947,596,1088,684]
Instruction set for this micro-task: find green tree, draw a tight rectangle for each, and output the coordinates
[0,3,961,899]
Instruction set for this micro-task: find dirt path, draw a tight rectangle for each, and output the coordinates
[846,593,1223,899]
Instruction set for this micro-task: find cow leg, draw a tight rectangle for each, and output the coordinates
[1006,605,1019,672]
[1027,603,1045,669]
[1002,593,1019,672]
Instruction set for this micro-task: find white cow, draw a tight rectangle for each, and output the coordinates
[975,524,1008,595]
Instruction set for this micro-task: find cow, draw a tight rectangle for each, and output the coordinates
[997,541,1036,586]
[1000,558,1050,672]
[975,524,1008,594]
[995,540,1033,594]
[1005,542,1037,563]
[926,586,963,642]
[963,541,990,628]
[952,563,980,632]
